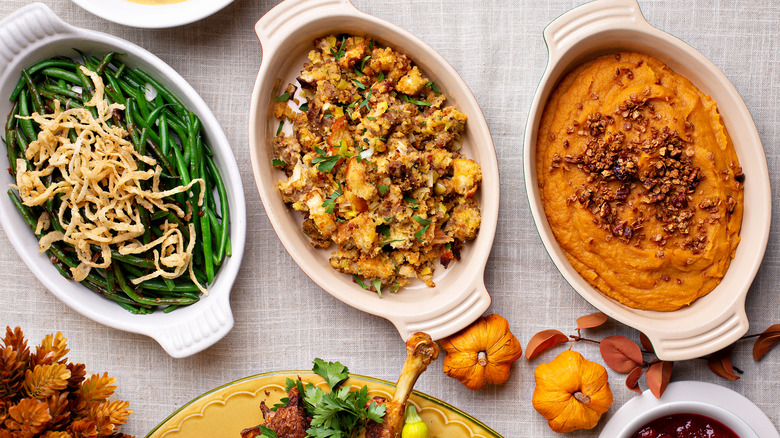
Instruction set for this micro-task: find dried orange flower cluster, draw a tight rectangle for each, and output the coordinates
[0,326,134,438]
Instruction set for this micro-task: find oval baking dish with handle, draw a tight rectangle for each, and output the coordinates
[524,0,771,361]
[248,0,499,341]
[0,3,247,358]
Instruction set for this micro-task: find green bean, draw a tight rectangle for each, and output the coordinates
[114,263,197,306]
[40,68,82,88]
[17,91,36,141]
[134,68,187,119]
[206,154,230,264]
[7,54,231,312]
[22,70,45,115]
[10,59,79,101]
[5,129,17,175]
[42,84,82,101]
[96,52,117,75]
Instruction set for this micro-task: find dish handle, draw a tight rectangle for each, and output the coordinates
[543,0,649,58]
[393,280,492,341]
[642,306,749,361]
[254,0,358,52]
[0,3,74,78]
[150,294,234,358]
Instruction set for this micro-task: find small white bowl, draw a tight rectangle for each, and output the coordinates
[524,0,771,361]
[248,0,499,341]
[0,3,246,357]
[69,0,234,29]
[600,381,777,438]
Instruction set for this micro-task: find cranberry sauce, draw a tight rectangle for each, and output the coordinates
[631,413,740,438]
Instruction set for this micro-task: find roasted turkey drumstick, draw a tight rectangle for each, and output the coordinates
[365,332,440,438]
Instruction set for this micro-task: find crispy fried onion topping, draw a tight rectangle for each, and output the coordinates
[13,66,206,292]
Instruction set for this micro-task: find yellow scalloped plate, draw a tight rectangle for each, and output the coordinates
[145,371,501,438]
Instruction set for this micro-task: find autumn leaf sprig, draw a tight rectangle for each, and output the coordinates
[525,313,780,398]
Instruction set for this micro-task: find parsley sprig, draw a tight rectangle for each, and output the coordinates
[413,215,432,241]
[330,37,347,60]
[283,359,386,438]
[312,146,348,173]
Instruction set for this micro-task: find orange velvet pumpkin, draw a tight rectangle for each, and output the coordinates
[440,314,523,390]
[532,350,613,433]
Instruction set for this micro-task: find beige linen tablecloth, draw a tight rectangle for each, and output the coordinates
[1,0,779,436]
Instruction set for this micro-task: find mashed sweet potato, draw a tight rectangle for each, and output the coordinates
[536,52,743,311]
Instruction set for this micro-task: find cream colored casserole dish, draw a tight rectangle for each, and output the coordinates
[248,0,499,341]
[524,0,770,360]
[0,3,246,358]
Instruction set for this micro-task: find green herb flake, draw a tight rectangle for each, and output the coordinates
[404,196,419,210]
[390,283,401,293]
[321,186,342,213]
[426,81,441,93]
[366,116,376,121]
[299,102,309,111]
[276,121,284,136]
[276,91,291,102]
[372,279,383,298]
[402,94,432,107]
[351,78,366,90]
[377,184,389,195]
[414,224,430,241]
[377,72,385,82]
[354,275,370,290]
[323,112,333,119]
[359,89,372,110]
[413,215,432,225]
[272,158,286,167]
[330,37,347,61]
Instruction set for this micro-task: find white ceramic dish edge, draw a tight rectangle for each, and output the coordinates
[600,381,779,438]
[523,0,771,361]
[69,0,234,29]
[0,3,247,357]
[248,0,499,341]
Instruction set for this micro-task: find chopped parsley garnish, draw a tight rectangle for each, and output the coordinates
[299,102,309,111]
[413,216,432,226]
[330,37,347,60]
[413,216,431,241]
[282,359,385,438]
[323,112,333,119]
[380,238,405,247]
[351,78,366,90]
[276,121,284,136]
[372,279,383,298]
[272,158,286,167]
[404,196,419,210]
[377,184,389,195]
[312,147,347,173]
[377,72,385,82]
[390,283,401,293]
[359,90,372,110]
[321,184,342,213]
[402,94,432,106]
[354,275,370,290]
[257,426,278,438]
[354,55,371,76]
[276,91,290,101]
[426,81,441,93]
[366,116,376,121]
[368,40,374,51]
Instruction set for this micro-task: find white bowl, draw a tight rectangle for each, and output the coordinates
[0,3,246,358]
[524,0,771,360]
[248,0,499,341]
[600,381,777,438]
[69,0,234,29]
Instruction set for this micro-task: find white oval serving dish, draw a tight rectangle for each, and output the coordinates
[600,381,778,438]
[0,3,246,358]
[524,0,771,360]
[248,0,499,341]
[69,0,234,29]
